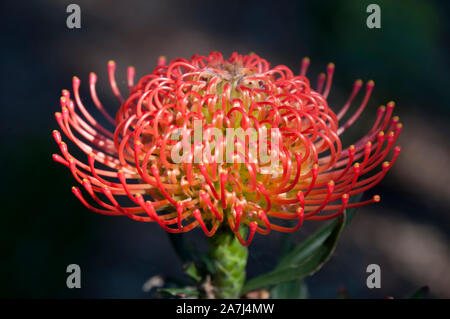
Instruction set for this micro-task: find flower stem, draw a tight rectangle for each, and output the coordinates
[207,227,248,298]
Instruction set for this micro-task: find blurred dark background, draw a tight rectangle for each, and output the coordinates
[1,0,449,298]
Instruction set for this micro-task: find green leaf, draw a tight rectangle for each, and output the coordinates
[183,262,202,282]
[242,193,364,295]
[197,252,215,275]
[408,286,429,299]
[270,279,309,299]
[279,233,295,257]
[241,213,347,294]
[167,232,214,285]
[157,287,199,299]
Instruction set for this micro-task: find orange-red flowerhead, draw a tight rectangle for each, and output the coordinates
[52,52,401,246]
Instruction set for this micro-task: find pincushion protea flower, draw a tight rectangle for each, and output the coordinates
[52,51,401,247]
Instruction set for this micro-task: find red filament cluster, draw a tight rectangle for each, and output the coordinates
[52,52,401,246]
